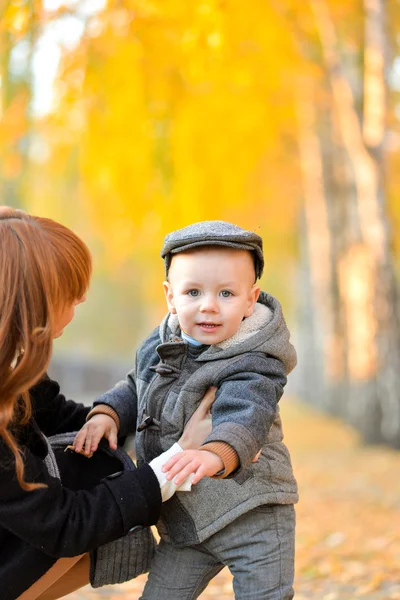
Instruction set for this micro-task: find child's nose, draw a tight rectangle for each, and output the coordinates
[199,295,219,312]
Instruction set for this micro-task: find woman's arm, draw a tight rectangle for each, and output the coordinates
[0,440,161,558]
[0,385,222,558]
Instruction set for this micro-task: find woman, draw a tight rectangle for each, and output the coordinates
[0,207,214,600]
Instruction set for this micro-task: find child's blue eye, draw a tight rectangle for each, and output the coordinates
[220,290,233,298]
[188,289,200,297]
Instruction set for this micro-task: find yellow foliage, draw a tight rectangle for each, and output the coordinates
[6,0,398,328]
[50,0,304,269]
[1,2,31,38]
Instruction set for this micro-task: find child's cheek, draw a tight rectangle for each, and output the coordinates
[180,296,194,307]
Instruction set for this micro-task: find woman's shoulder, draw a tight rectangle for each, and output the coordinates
[29,374,61,407]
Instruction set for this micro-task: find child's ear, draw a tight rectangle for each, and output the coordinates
[163,281,177,314]
[244,285,261,317]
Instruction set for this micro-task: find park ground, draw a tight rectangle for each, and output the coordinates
[66,398,400,600]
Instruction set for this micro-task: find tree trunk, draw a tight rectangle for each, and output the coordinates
[309,0,400,445]
[295,81,338,410]
[362,0,400,445]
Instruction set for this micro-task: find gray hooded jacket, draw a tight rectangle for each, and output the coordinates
[95,291,298,546]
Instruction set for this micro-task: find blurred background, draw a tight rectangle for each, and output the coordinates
[1,1,400,597]
[2,0,400,446]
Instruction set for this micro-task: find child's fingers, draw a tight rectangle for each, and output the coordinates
[84,425,103,455]
[165,455,200,482]
[89,428,106,453]
[73,429,87,453]
[166,457,197,481]
[173,462,201,486]
[190,465,207,485]
[89,436,101,453]
[83,429,94,455]
[106,429,118,451]
[161,452,185,472]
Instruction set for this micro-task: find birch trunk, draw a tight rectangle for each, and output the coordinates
[362,0,400,445]
[309,0,400,445]
[295,82,338,410]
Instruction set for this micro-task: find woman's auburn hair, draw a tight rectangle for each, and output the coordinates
[0,206,92,491]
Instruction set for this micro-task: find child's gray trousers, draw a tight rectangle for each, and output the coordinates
[140,503,295,600]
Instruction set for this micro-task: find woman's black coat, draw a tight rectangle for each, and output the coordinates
[0,377,161,600]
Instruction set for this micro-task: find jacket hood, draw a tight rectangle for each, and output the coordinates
[159,291,297,375]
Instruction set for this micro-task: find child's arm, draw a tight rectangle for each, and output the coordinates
[91,371,138,437]
[73,363,138,454]
[200,354,288,474]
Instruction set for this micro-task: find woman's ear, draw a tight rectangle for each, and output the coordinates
[163,281,177,314]
[244,285,261,317]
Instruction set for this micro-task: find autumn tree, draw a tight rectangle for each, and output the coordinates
[2,0,400,446]
[291,0,400,446]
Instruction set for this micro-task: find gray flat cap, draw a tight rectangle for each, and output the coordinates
[161,220,264,279]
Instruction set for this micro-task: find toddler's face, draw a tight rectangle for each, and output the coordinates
[163,247,260,345]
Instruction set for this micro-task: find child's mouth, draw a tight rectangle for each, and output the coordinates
[197,323,221,331]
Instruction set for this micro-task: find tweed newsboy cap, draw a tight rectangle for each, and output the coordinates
[161,220,264,279]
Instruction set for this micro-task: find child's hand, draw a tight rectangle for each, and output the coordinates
[162,449,224,486]
[73,414,118,456]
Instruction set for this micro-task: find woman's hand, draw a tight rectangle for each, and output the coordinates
[162,449,224,486]
[73,415,118,456]
[178,386,217,450]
